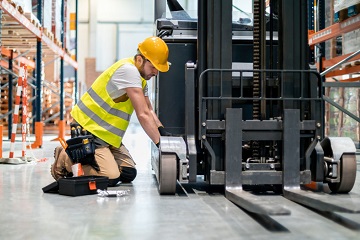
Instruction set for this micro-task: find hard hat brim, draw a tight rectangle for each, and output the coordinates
[153,61,170,72]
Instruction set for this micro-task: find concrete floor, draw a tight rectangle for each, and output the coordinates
[1,121,360,240]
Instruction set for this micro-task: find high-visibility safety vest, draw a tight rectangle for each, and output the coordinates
[71,57,146,148]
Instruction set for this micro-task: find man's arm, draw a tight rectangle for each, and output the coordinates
[145,96,173,136]
[126,87,160,144]
[145,96,163,127]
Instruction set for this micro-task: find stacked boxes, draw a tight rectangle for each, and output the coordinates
[334,0,360,22]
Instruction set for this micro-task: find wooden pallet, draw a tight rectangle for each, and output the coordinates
[7,0,24,14]
[344,60,360,68]
[43,28,54,42]
[23,12,41,29]
[54,37,62,47]
[352,60,360,66]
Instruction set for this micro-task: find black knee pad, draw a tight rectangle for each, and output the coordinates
[108,178,120,187]
[120,167,137,183]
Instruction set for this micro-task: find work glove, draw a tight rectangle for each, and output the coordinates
[70,122,88,138]
[158,126,173,136]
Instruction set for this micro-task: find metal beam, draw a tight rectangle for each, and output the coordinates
[75,0,78,103]
[283,109,301,190]
[60,0,65,122]
[35,0,42,124]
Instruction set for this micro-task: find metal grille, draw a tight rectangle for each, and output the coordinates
[198,68,323,139]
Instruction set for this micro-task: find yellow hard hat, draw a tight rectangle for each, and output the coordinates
[138,37,170,72]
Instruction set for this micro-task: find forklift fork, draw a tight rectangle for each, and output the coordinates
[225,108,360,215]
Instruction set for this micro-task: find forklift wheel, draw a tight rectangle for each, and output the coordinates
[328,153,357,194]
[158,153,177,194]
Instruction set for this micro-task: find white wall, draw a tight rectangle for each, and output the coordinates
[69,0,154,87]
[76,0,155,75]
[118,25,153,60]
[95,0,154,70]
[97,0,153,22]
[96,24,117,69]
[70,0,254,88]
[233,0,253,13]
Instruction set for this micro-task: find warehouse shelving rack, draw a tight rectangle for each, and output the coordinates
[308,0,360,143]
[309,14,360,78]
[0,0,78,149]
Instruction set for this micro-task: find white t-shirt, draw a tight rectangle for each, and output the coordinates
[106,63,148,100]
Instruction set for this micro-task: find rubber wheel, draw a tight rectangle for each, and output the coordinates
[158,153,177,194]
[328,154,357,193]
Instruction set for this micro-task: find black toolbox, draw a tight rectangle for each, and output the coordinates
[43,176,109,196]
[59,176,108,196]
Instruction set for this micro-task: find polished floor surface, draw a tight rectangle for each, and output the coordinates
[1,121,360,240]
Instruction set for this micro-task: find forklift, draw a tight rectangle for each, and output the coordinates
[151,0,358,216]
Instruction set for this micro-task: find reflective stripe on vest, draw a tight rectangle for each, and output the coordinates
[76,100,126,137]
[87,88,131,121]
[71,57,146,148]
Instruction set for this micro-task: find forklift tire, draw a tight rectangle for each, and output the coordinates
[158,153,177,194]
[328,153,357,193]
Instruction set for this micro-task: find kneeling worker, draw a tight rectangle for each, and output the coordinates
[51,36,172,186]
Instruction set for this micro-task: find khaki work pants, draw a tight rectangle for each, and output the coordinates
[59,144,136,179]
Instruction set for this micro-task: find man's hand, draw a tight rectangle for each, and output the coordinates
[158,126,173,136]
